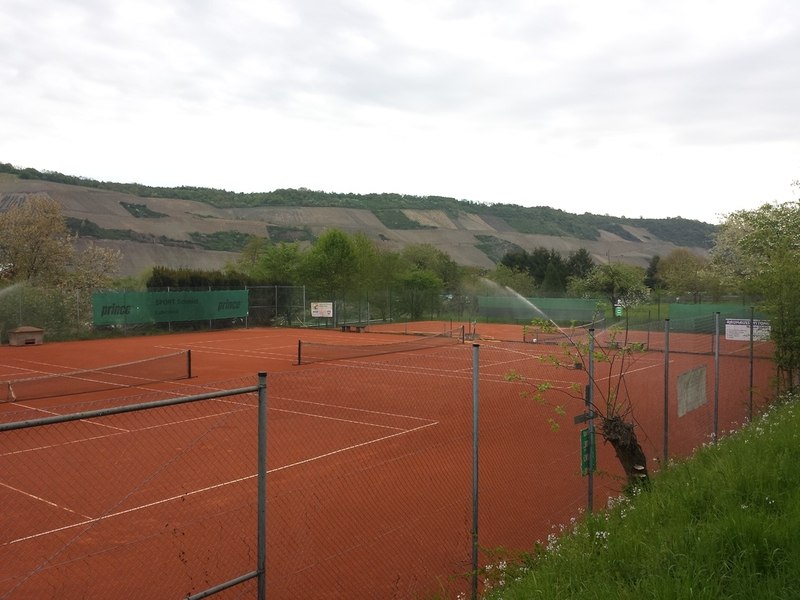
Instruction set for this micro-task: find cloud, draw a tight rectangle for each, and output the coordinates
[0,0,797,223]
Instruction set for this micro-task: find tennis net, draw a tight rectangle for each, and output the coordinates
[298,326,465,365]
[1,350,192,402]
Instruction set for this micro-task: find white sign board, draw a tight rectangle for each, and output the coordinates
[311,302,334,318]
[725,318,771,341]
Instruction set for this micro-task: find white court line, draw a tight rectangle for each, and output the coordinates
[2,389,420,458]
[271,407,409,431]
[3,380,258,442]
[333,359,474,379]
[1,357,135,377]
[155,331,297,347]
[1,431,126,457]
[4,420,438,546]
[0,481,92,521]
[0,405,255,458]
[0,365,42,379]
[10,404,131,433]
[330,347,666,389]
[133,406,254,432]
[0,361,69,379]
[268,420,438,474]
[277,396,437,423]
[330,359,522,385]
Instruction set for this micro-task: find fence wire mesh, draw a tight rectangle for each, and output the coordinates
[264,349,474,599]
[261,329,775,599]
[0,378,261,599]
[0,322,777,599]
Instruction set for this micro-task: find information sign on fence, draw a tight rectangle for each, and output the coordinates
[311,302,334,318]
[725,318,771,341]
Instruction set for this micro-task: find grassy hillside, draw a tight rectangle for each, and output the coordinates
[479,394,800,600]
[0,162,717,249]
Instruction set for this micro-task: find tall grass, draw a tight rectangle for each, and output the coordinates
[481,393,800,599]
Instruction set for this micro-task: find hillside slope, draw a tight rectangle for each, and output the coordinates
[0,172,715,278]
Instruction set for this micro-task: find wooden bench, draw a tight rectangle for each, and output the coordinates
[340,324,366,333]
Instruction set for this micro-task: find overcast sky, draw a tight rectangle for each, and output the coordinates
[2,0,798,224]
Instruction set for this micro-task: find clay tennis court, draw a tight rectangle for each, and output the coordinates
[0,323,774,599]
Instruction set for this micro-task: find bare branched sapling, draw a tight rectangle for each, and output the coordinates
[510,319,649,488]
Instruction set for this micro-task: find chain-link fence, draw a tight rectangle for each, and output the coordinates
[0,323,776,599]
[0,378,266,599]
[0,283,89,342]
[256,329,773,599]
[244,286,307,328]
[0,284,311,342]
[0,280,768,344]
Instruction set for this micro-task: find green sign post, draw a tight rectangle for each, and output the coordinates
[580,427,596,476]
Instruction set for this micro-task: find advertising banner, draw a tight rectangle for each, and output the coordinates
[93,290,249,326]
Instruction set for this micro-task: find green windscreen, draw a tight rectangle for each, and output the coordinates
[92,290,249,325]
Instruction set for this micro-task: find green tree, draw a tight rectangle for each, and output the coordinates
[487,264,536,296]
[570,263,648,313]
[0,194,123,288]
[257,242,305,285]
[371,248,405,320]
[61,241,122,326]
[500,246,570,292]
[350,232,382,321]
[351,233,379,289]
[396,270,444,320]
[711,198,800,390]
[526,247,554,286]
[566,248,595,279]
[303,229,357,302]
[401,243,460,292]
[236,237,270,273]
[540,261,566,294]
[0,195,122,335]
[500,249,530,275]
[0,194,73,282]
[657,249,710,303]
[644,255,662,291]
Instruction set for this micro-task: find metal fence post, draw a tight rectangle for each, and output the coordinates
[714,313,720,440]
[749,306,755,421]
[663,318,670,463]
[587,328,595,513]
[471,343,480,600]
[258,372,268,599]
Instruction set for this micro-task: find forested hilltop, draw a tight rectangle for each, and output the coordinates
[0,163,716,249]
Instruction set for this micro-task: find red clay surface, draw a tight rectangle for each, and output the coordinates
[0,323,775,599]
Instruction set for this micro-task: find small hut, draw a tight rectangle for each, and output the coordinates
[8,326,45,346]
